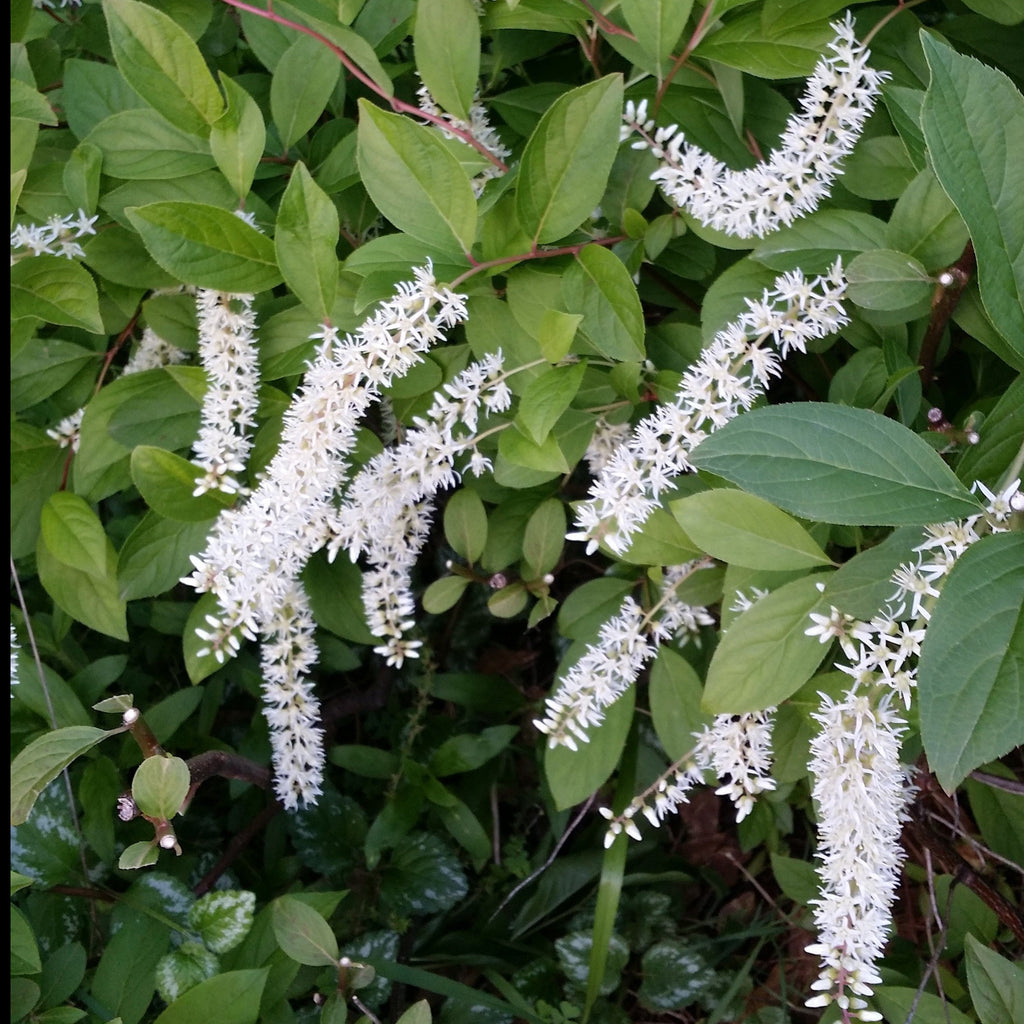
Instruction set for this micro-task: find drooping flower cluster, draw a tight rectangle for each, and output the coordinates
[601,706,778,846]
[622,16,887,239]
[325,351,513,667]
[803,478,1021,1020]
[569,262,848,556]
[183,265,468,807]
[534,563,714,750]
[11,210,97,261]
[583,415,632,475]
[190,289,261,496]
[806,690,911,1023]
[417,84,511,196]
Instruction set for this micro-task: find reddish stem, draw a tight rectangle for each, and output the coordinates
[219,0,508,171]
[450,234,626,289]
[577,0,637,41]
[654,0,718,115]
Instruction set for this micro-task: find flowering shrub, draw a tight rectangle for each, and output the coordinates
[10,2,1024,1023]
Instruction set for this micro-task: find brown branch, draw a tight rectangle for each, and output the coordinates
[969,770,1024,796]
[918,241,976,389]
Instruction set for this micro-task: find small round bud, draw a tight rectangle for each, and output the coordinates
[488,573,507,590]
[927,407,944,424]
[938,270,956,287]
[122,707,140,725]
[966,431,980,445]
[158,833,177,849]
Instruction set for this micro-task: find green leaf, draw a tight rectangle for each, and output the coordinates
[770,853,820,906]
[522,498,565,577]
[356,99,477,255]
[414,0,480,121]
[74,366,205,503]
[920,31,1024,349]
[545,684,635,810]
[690,404,984,525]
[10,727,111,826]
[516,362,586,446]
[558,578,635,640]
[887,169,970,270]
[515,75,623,244]
[329,745,399,779]
[961,0,1024,22]
[872,988,975,1024]
[957,375,1024,488]
[846,248,934,311]
[693,10,833,77]
[751,209,888,273]
[270,34,340,151]
[422,575,471,614]
[638,938,719,1010]
[152,969,268,1024]
[842,136,917,200]
[210,75,266,200]
[189,890,255,954]
[965,934,1024,1024]
[497,427,569,476]
[272,895,340,967]
[620,0,693,67]
[155,942,219,1003]
[127,202,282,293]
[132,754,190,820]
[103,0,224,137]
[11,905,42,975]
[487,582,529,618]
[275,162,339,319]
[703,573,831,713]
[380,832,468,915]
[822,525,925,619]
[130,446,235,522]
[37,493,128,641]
[303,551,376,645]
[11,77,57,125]
[430,725,518,777]
[619,508,703,567]
[671,490,832,570]
[84,110,215,179]
[562,245,645,361]
[63,142,103,213]
[918,533,1024,792]
[649,646,706,761]
[11,255,103,334]
[444,487,488,563]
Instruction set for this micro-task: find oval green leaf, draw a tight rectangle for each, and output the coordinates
[702,573,832,714]
[671,489,832,570]
[515,75,623,244]
[414,0,480,121]
[127,201,282,293]
[690,403,984,525]
[11,726,111,826]
[130,446,236,522]
[356,99,477,255]
[104,0,223,137]
[132,754,191,820]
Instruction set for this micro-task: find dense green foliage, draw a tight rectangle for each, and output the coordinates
[10,1,1024,1023]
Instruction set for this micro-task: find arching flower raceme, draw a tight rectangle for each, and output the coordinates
[182,265,467,807]
[326,352,512,666]
[568,263,848,556]
[191,289,261,497]
[623,16,887,239]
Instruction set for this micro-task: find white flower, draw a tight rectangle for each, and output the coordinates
[11,208,97,260]
[626,17,887,239]
[10,623,19,698]
[46,408,85,451]
[569,264,848,555]
[190,289,261,497]
[806,688,912,1017]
